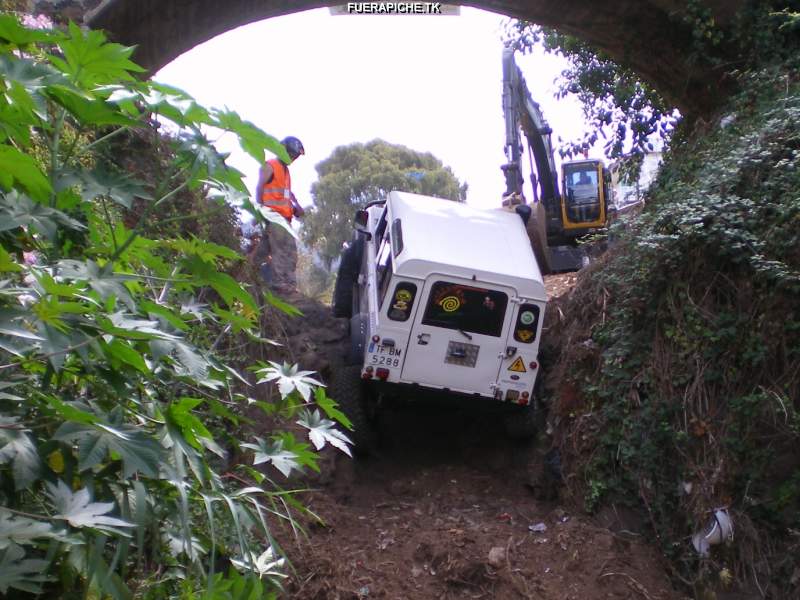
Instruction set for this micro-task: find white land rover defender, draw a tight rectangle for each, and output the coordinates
[330,191,547,449]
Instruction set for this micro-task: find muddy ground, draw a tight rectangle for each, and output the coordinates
[266,275,682,600]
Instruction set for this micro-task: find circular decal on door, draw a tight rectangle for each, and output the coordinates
[520,310,536,325]
[440,296,461,312]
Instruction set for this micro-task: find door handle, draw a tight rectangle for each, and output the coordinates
[417,333,430,345]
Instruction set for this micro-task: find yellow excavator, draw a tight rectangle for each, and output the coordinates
[501,48,610,273]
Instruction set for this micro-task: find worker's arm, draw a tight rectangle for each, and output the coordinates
[254,162,274,202]
[290,193,305,219]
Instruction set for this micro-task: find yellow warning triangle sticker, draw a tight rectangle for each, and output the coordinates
[508,357,527,373]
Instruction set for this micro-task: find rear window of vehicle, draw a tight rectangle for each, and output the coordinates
[422,281,508,337]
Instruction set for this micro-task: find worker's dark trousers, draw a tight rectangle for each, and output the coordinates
[252,221,298,288]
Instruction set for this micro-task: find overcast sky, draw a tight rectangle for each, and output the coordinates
[155,7,588,212]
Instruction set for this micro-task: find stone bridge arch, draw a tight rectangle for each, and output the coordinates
[36,0,747,118]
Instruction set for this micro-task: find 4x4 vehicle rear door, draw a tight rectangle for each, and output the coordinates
[400,276,513,396]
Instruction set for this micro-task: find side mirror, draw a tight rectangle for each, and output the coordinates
[354,209,369,227]
[353,209,372,240]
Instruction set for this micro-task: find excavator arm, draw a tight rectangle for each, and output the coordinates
[501,47,559,211]
[500,48,609,273]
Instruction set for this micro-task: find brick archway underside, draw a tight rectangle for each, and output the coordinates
[77,0,745,118]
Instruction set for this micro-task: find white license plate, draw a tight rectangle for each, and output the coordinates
[376,345,401,356]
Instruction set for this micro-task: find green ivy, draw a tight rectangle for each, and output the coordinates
[559,56,800,593]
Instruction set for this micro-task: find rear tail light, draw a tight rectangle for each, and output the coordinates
[519,391,530,405]
[372,335,380,343]
[529,361,538,370]
[375,368,390,380]
[362,366,374,379]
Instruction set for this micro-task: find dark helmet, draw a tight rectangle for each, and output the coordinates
[281,136,305,160]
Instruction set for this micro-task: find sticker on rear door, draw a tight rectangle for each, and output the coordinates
[440,295,461,312]
[507,356,527,372]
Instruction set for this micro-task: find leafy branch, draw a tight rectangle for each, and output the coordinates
[0,14,352,598]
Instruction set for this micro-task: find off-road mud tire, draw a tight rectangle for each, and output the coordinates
[329,365,374,455]
[347,313,368,366]
[332,237,364,319]
[505,374,546,439]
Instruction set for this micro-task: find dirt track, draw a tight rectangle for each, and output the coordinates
[270,276,680,599]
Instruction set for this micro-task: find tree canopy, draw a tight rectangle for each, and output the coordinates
[504,21,678,167]
[503,2,799,172]
[302,139,467,267]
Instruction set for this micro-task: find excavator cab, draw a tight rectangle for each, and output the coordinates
[561,159,608,231]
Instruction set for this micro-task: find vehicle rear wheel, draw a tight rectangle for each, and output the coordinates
[505,374,546,440]
[328,365,374,455]
[332,237,364,318]
[347,313,368,366]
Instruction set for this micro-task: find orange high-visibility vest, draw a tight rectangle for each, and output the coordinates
[260,159,294,220]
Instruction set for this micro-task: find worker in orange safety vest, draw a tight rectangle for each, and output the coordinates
[252,136,305,290]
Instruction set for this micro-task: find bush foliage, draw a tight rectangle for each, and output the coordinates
[0,16,351,599]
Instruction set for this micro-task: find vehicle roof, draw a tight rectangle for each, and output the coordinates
[385,191,546,301]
